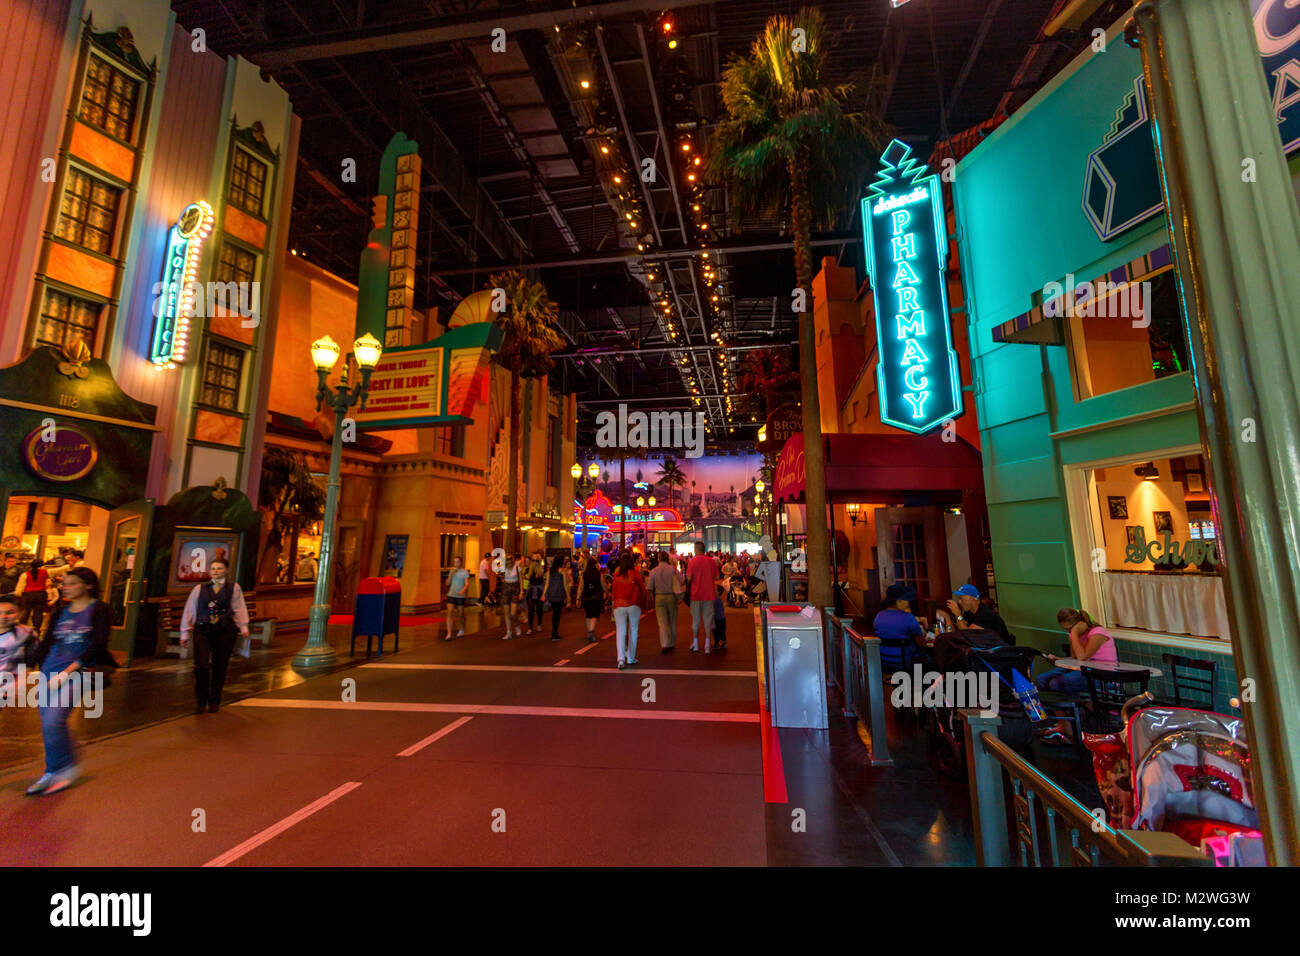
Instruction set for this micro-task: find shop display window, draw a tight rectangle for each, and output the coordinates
[1065,270,1191,400]
[1078,452,1227,641]
[56,167,122,255]
[79,53,140,142]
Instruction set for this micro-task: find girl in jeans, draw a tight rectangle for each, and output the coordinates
[27,567,115,796]
[610,552,646,670]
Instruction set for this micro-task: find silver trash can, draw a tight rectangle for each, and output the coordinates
[764,604,828,729]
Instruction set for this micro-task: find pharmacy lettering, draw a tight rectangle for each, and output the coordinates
[861,140,963,434]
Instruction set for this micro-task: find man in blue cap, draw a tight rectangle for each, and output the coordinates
[947,584,1014,644]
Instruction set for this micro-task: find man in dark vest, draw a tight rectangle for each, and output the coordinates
[180,558,249,713]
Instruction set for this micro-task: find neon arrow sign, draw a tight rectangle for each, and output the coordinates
[861,139,963,434]
[150,201,214,368]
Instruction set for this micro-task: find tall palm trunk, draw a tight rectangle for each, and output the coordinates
[789,151,833,609]
[506,367,522,554]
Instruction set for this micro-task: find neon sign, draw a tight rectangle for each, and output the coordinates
[150,201,214,368]
[861,140,962,434]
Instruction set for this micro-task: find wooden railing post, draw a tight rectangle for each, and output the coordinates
[961,710,1010,867]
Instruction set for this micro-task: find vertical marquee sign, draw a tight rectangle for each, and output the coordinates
[150,201,214,368]
[861,139,962,434]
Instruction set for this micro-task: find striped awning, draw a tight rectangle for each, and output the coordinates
[991,243,1174,345]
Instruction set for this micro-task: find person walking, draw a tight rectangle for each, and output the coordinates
[500,553,522,639]
[179,558,249,714]
[444,555,470,640]
[685,541,720,653]
[545,555,568,641]
[15,558,50,631]
[579,556,606,643]
[0,554,21,594]
[0,592,37,675]
[26,567,115,796]
[647,550,683,653]
[477,555,491,605]
[525,552,546,635]
[610,551,647,670]
[568,554,581,609]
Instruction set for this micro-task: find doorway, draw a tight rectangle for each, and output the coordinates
[875,506,951,619]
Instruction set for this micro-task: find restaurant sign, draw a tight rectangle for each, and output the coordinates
[1084,0,1300,242]
[862,139,963,434]
[1124,527,1220,568]
[757,403,801,453]
[22,423,98,483]
[150,201,214,368]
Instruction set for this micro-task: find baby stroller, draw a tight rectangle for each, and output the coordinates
[726,574,750,607]
[1084,693,1260,861]
[926,629,1047,779]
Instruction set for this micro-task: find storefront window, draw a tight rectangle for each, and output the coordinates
[1082,452,1227,641]
[1064,269,1191,400]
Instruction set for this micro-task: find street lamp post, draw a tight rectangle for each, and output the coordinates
[294,332,383,669]
[571,461,600,553]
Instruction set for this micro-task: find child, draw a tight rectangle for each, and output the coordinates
[0,592,37,675]
[712,583,727,652]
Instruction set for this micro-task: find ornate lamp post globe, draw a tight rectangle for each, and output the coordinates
[571,462,582,480]
[588,462,600,480]
[294,332,383,669]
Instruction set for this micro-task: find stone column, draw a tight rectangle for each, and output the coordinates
[1129,0,1300,864]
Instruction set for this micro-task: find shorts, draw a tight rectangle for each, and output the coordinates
[689,599,716,632]
[503,582,521,600]
[448,596,467,607]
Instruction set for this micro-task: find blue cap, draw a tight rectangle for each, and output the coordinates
[953,584,980,598]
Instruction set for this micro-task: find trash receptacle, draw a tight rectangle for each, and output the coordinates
[764,604,828,729]
[352,576,401,656]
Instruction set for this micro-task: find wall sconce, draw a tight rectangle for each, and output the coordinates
[1134,462,1160,480]
[846,502,861,527]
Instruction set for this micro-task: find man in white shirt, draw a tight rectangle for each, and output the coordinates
[180,559,249,714]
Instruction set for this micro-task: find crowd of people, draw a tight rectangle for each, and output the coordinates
[444,542,785,667]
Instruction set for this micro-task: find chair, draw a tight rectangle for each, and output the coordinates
[1081,666,1151,733]
[877,636,922,674]
[1034,653,1085,750]
[1161,653,1218,711]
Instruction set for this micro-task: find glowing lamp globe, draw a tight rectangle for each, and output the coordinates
[311,335,341,372]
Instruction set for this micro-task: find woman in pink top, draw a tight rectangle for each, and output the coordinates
[1036,607,1117,694]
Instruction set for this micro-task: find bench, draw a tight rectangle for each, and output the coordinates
[156,591,275,658]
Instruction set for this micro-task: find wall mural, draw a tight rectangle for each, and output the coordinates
[584,453,764,518]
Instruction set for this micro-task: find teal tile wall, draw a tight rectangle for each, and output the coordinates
[1113,638,1241,715]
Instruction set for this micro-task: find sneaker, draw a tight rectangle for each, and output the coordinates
[627,659,638,666]
[587,633,597,644]
[617,661,625,670]
[26,773,55,796]
[457,629,465,637]
[43,766,79,795]
[690,644,698,653]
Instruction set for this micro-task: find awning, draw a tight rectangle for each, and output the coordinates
[774,430,984,503]
[991,243,1174,345]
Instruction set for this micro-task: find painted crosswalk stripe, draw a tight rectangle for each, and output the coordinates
[397,715,474,757]
[234,697,758,723]
[362,662,755,677]
[203,781,362,867]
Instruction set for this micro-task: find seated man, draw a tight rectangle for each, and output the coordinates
[872,584,927,670]
[947,584,1013,644]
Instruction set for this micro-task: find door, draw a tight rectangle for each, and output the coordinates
[101,498,154,665]
[875,506,949,618]
[333,522,362,611]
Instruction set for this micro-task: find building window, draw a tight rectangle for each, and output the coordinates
[35,288,101,352]
[228,148,268,218]
[79,54,140,142]
[1080,452,1226,641]
[435,425,465,457]
[56,167,122,255]
[215,242,257,285]
[201,341,244,410]
[1065,269,1191,400]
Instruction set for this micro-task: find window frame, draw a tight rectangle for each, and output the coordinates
[77,48,145,145]
[31,284,106,354]
[54,164,125,257]
[199,338,247,412]
[214,238,260,287]
[1063,443,1230,650]
[227,144,270,220]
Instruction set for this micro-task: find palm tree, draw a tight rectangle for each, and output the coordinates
[707,6,888,608]
[258,447,326,583]
[488,270,564,553]
[738,349,799,419]
[656,456,688,510]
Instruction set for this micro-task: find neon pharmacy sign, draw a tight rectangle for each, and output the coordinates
[861,139,962,433]
[150,201,214,368]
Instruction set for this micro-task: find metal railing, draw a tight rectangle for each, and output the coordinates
[960,710,1211,867]
[824,610,893,767]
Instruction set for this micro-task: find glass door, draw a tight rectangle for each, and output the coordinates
[101,498,154,665]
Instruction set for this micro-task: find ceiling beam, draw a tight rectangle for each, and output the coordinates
[245,0,718,68]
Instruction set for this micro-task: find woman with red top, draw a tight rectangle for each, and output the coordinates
[610,551,647,670]
[16,558,50,631]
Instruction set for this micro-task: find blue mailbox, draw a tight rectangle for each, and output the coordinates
[351,576,401,657]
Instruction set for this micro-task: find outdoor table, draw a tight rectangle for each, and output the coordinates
[1054,657,1162,678]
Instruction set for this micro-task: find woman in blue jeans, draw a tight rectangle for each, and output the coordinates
[27,566,115,796]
